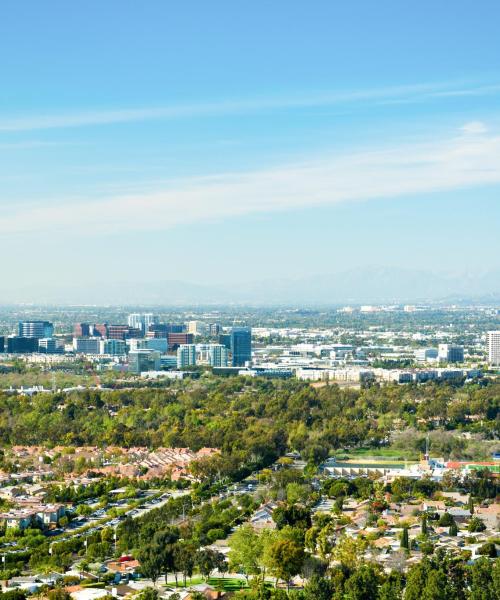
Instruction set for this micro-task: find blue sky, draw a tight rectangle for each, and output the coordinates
[1,1,500,297]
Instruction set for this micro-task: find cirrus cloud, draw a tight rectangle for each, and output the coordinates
[1,123,500,236]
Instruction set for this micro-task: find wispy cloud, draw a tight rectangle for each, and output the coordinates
[1,123,499,235]
[0,81,499,132]
[460,121,488,134]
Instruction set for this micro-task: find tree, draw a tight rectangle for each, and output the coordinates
[137,589,159,600]
[438,512,454,527]
[47,591,71,600]
[173,541,197,587]
[152,527,179,584]
[379,572,404,600]
[331,535,367,571]
[195,549,218,581]
[137,544,163,586]
[400,527,409,550]
[421,514,428,535]
[468,495,475,515]
[405,560,433,600]
[263,538,305,590]
[272,504,311,530]
[449,521,458,536]
[468,516,486,533]
[468,557,497,600]
[228,524,265,581]
[343,564,381,600]
[477,542,497,558]
[303,575,334,600]
[214,551,228,580]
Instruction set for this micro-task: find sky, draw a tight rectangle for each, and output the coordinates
[1,1,500,301]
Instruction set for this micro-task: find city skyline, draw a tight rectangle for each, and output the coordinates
[1,1,499,300]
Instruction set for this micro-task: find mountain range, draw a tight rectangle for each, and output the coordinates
[2,266,499,305]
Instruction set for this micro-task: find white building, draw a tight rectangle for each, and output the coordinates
[129,337,168,353]
[438,344,464,363]
[187,320,208,336]
[415,348,438,363]
[177,344,197,368]
[208,344,228,367]
[127,313,158,334]
[487,331,500,366]
[99,339,126,355]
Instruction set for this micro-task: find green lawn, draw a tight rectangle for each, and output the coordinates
[166,577,248,590]
[337,447,420,461]
[208,577,249,590]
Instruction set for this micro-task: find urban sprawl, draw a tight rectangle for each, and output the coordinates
[0,304,498,600]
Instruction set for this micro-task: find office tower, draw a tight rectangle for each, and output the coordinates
[208,323,220,337]
[73,337,101,354]
[74,323,90,337]
[230,326,252,366]
[177,344,197,368]
[38,338,60,354]
[208,344,228,367]
[18,321,54,339]
[147,323,185,338]
[161,355,178,369]
[99,339,127,356]
[91,323,108,338]
[128,313,158,334]
[129,338,168,353]
[167,332,194,351]
[128,350,161,374]
[0,337,4,353]
[487,331,500,366]
[7,336,39,353]
[219,333,231,349]
[414,348,439,363]
[106,325,141,340]
[187,321,208,336]
[438,344,464,363]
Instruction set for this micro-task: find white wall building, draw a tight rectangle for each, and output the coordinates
[177,344,197,368]
[487,331,500,366]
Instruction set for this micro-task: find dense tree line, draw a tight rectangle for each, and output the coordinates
[0,379,497,466]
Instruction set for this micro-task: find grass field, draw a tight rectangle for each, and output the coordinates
[336,446,420,461]
[166,577,248,590]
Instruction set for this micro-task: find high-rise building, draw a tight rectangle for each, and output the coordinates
[208,344,228,367]
[100,339,127,355]
[74,323,91,337]
[208,323,221,337]
[92,323,108,338]
[438,344,464,363]
[7,336,39,353]
[0,337,4,353]
[147,323,185,338]
[414,348,438,363]
[187,321,208,336]
[219,333,231,349]
[167,332,194,351]
[129,338,168,353]
[73,337,101,354]
[18,321,53,339]
[107,325,142,340]
[177,344,197,368]
[128,313,158,334]
[487,331,500,366]
[230,327,252,366]
[38,338,61,354]
[128,350,161,374]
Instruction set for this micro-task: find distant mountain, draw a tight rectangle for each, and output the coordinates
[1,266,499,305]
